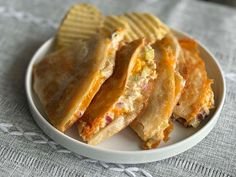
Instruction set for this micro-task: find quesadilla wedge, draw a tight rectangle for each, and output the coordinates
[173,39,214,127]
[78,39,157,145]
[33,29,125,132]
[130,34,181,149]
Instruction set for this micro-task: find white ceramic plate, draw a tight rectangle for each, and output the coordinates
[25,29,225,164]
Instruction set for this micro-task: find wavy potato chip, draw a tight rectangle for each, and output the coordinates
[56,4,104,48]
[56,5,169,49]
[102,15,129,36]
[120,13,169,43]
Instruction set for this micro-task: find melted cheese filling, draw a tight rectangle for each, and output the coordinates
[94,45,156,137]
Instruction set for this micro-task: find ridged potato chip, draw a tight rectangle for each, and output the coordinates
[120,13,169,43]
[102,15,129,36]
[56,4,104,48]
[56,5,169,49]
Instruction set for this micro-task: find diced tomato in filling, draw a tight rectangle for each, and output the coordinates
[105,115,112,125]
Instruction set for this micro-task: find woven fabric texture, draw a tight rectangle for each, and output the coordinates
[0,0,235,176]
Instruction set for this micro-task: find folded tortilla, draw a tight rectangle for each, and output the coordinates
[130,34,182,149]
[33,29,125,132]
[173,39,214,127]
[78,39,157,145]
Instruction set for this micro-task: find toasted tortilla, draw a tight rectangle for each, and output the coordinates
[174,71,186,105]
[78,39,157,145]
[130,34,180,149]
[33,29,125,132]
[173,39,214,127]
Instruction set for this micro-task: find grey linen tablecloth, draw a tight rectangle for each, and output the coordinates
[0,0,235,176]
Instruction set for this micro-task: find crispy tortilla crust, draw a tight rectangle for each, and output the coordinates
[87,78,155,145]
[33,30,124,132]
[80,40,143,141]
[79,39,156,145]
[174,72,186,105]
[130,35,178,149]
[173,39,214,127]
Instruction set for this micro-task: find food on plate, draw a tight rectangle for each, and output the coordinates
[56,7,169,49]
[130,34,181,149]
[173,39,214,127]
[33,29,125,132]
[78,39,157,145]
[174,72,186,106]
[103,15,129,36]
[120,13,169,43]
[33,3,215,149]
[56,4,104,48]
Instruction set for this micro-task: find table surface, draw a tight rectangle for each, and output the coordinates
[0,0,235,176]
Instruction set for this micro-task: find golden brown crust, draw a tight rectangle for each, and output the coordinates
[79,40,143,140]
[87,77,155,145]
[173,39,214,127]
[163,121,174,142]
[174,71,186,105]
[33,30,125,132]
[130,34,179,149]
[78,39,157,145]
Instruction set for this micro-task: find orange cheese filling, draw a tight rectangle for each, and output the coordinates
[112,107,127,117]
[63,73,105,131]
[132,57,145,74]
[79,73,104,111]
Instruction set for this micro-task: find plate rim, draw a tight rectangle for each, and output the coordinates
[25,29,226,163]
